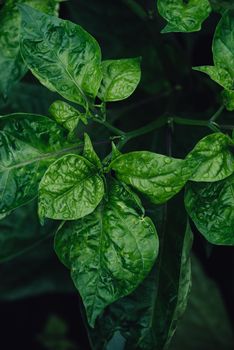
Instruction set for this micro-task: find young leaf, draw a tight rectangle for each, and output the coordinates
[98,58,141,102]
[54,179,158,327]
[110,151,191,204]
[157,0,211,33]
[39,154,104,220]
[86,198,193,349]
[185,175,234,245]
[0,0,61,98]
[83,133,102,168]
[49,100,87,133]
[186,133,234,182]
[18,5,102,108]
[0,113,67,215]
[193,65,233,90]
[194,10,234,91]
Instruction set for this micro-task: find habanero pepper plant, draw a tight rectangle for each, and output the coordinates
[0,1,234,349]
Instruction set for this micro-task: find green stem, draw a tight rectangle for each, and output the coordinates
[93,118,126,137]
[121,0,147,20]
[209,105,225,122]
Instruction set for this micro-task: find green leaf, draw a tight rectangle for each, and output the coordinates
[193,65,234,90]
[54,179,158,327]
[98,58,141,102]
[83,133,102,168]
[110,151,191,204]
[222,89,234,111]
[0,0,61,98]
[39,154,104,220]
[157,0,211,33]
[19,5,102,107]
[185,175,234,245]
[0,113,68,215]
[194,10,234,90]
[186,133,234,182]
[86,199,193,349]
[49,100,87,133]
[170,255,234,350]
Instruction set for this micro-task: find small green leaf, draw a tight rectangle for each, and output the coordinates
[0,0,61,98]
[83,133,102,169]
[193,65,234,90]
[39,154,104,220]
[110,151,191,204]
[185,175,234,245]
[19,5,102,107]
[54,179,158,327]
[98,58,141,102]
[186,133,234,182]
[222,89,234,111]
[49,100,87,133]
[0,113,67,215]
[157,0,211,33]
[195,10,234,91]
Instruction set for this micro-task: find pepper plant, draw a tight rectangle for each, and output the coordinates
[0,0,234,349]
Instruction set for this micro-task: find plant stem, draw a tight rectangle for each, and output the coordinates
[93,118,126,137]
[209,105,225,122]
[121,0,147,20]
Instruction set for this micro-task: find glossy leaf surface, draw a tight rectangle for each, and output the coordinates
[83,133,102,168]
[157,0,211,33]
[0,113,67,215]
[186,133,234,182]
[185,175,234,245]
[110,151,191,204]
[98,58,141,102]
[0,0,61,98]
[49,100,87,133]
[87,199,193,349]
[39,154,104,220]
[55,179,158,327]
[19,5,102,107]
[194,10,234,90]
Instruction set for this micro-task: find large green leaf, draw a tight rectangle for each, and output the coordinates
[0,113,68,216]
[98,58,141,102]
[157,0,211,33]
[170,255,234,350]
[54,179,158,327]
[86,198,193,349]
[194,10,234,91]
[185,175,234,245]
[110,151,191,204]
[0,0,61,98]
[19,5,102,108]
[186,133,234,182]
[39,154,104,220]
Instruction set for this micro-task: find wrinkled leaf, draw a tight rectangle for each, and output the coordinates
[39,154,104,220]
[83,133,102,168]
[86,198,193,349]
[222,89,234,111]
[0,0,61,98]
[49,100,87,133]
[157,0,211,33]
[110,151,191,204]
[98,58,141,102]
[19,5,102,107]
[186,133,234,182]
[185,175,234,245]
[55,179,158,327]
[0,113,68,215]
